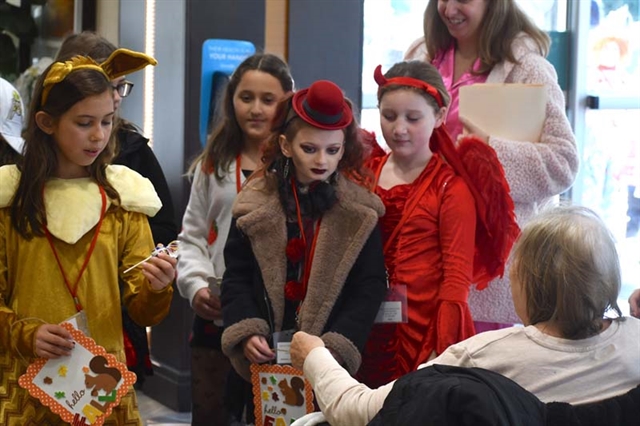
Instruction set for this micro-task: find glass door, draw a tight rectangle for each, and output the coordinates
[571,0,640,314]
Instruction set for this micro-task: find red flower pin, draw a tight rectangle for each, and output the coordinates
[207,221,218,245]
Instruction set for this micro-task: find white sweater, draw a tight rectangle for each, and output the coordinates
[303,317,640,426]
[176,162,244,306]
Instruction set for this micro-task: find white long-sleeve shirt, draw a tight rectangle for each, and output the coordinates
[177,162,244,306]
[303,318,640,426]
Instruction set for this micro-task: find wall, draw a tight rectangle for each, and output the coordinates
[288,0,364,111]
[182,0,266,179]
[266,0,288,58]
[95,0,118,45]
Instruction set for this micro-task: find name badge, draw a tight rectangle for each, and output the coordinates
[62,310,90,336]
[374,284,408,324]
[272,329,295,365]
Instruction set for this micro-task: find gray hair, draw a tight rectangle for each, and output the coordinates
[510,205,622,339]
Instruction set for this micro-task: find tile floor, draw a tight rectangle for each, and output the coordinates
[137,390,191,425]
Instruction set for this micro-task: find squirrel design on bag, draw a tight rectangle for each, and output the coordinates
[278,376,305,406]
[84,355,122,396]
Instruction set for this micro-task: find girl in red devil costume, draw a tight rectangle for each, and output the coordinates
[357,61,519,388]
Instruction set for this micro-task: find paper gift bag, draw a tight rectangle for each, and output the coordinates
[18,322,136,426]
[251,363,315,426]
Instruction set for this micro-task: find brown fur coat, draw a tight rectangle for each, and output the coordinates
[221,174,386,380]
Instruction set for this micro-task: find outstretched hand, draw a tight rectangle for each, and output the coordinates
[291,331,325,370]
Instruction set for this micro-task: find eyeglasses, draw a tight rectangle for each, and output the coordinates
[113,81,134,98]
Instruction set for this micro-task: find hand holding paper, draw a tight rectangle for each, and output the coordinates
[19,323,136,426]
[193,288,222,321]
[34,324,74,359]
[459,116,489,144]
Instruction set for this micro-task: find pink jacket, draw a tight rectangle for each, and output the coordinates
[406,34,579,323]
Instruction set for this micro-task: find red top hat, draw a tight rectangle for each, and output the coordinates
[291,80,353,130]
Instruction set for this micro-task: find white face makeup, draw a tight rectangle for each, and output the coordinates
[280,125,345,185]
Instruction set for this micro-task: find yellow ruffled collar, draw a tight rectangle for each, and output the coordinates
[0,165,161,244]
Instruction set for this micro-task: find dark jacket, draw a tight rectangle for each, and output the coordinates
[113,122,178,385]
[547,385,640,426]
[221,174,387,381]
[368,364,640,426]
[368,364,546,426]
[113,123,178,245]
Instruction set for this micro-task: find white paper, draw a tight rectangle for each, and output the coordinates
[62,311,90,336]
[459,83,547,142]
[276,342,292,365]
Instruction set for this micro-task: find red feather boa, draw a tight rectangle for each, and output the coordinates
[431,128,520,289]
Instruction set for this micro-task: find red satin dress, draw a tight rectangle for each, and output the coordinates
[357,154,477,388]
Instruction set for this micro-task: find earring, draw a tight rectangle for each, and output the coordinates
[283,157,290,179]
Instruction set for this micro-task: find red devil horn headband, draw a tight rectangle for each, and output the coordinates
[374,65,445,108]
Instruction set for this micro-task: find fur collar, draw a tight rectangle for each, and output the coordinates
[0,164,161,244]
[233,175,384,334]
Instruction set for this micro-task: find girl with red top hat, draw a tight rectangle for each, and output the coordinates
[356,60,519,388]
[220,80,387,392]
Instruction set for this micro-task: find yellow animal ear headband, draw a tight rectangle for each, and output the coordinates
[41,48,158,104]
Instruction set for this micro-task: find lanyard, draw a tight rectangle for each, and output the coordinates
[235,154,242,193]
[290,178,322,301]
[373,154,441,256]
[44,186,107,312]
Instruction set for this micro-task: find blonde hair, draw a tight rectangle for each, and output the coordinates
[510,206,622,339]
